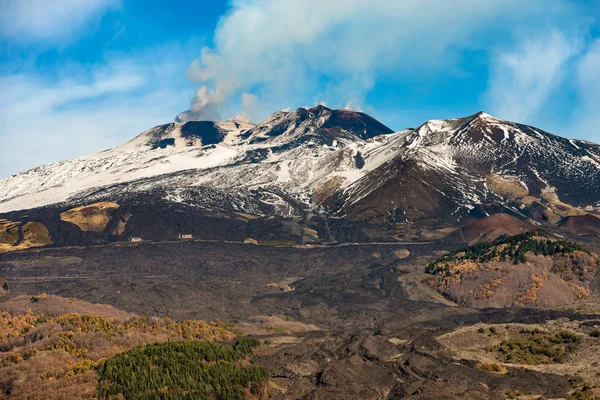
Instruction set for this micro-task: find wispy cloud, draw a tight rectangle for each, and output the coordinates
[574,39,600,140]
[0,72,145,117]
[176,0,558,122]
[485,31,581,123]
[484,30,600,142]
[0,0,120,44]
[0,51,191,177]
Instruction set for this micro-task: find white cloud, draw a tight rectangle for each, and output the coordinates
[0,53,191,178]
[574,39,600,141]
[0,0,120,44]
[0,72,145,117]
[176,0,560,122]
[485,31,581,123]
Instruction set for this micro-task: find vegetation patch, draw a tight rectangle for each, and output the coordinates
[486,174,529,200]
[491,329,580,365]
[426,231,590,270]
[476,362,508,375]
[424,232,598,308]
[30,293,49,303]
[0,221,53,253]
[97,338,269,399]
[0,220,19,246]
[0,305,235,399]
[566,377,600,400]
[21,222,53,247]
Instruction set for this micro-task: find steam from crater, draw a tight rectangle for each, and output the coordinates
[175,0,553,123]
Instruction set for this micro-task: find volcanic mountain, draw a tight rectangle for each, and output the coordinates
[3,107,600,400]
[0,106,599,250]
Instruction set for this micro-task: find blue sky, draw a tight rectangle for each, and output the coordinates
[0,0,599,177]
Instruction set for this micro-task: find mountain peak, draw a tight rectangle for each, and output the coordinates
[242,106,393,146]
[307,104,332,115]
[0,106,599,219]
[414,111,508,142]
[125,120,255,149]
[471,111,501,123]
[473,110,494,118]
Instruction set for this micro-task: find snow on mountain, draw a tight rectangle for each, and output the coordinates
[0,120,253,213]
[243,105,394,146]
[332,112,600,222]
[1,108,599,226]
[0,106,395,214]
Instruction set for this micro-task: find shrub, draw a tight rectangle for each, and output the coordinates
[476,362,508,374]
[33,315,48,325]
[494,329,580,365]
[7,353,24,363]
[568,389,597,400]
[30,293,49,303]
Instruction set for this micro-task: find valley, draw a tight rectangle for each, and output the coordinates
[2,237,600,399]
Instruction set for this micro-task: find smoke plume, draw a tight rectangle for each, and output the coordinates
[175,0,559,123]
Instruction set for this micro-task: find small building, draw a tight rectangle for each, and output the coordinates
[128,237,143,242]
[178,233,193,240]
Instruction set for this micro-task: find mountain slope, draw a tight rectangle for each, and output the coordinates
[242,104,394,145]
[0,106,397,216]
[0,108,599,250]
[330,112,600,223]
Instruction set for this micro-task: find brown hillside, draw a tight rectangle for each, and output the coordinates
[426,233,599,308]
[559,213,600,235]
[0,294,135,321]
[458,213,535,244]
[0,221,53,254]
[59,202,120,232]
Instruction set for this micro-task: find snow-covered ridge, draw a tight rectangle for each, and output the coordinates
[0,106,396,213]
[0,108,599,217]
[334,111,600,221]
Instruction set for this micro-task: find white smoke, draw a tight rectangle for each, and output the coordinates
[174,87,223,122]
[175,0,564,122]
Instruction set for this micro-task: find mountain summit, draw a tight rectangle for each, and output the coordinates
[242,105,394,146]
[0,108,599,248]
[331,111,600,223]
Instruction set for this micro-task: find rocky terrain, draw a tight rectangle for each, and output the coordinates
[0,235,599,399]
